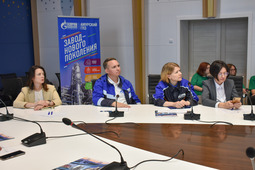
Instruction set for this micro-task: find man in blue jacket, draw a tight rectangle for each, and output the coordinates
[92,58,141,107]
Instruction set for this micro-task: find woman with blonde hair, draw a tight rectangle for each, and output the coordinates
[153,62,198,108]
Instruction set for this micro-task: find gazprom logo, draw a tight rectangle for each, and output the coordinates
[61,20,67,30]
[61,20,77,30]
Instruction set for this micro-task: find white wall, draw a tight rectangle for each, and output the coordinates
[87,0,135,86]
[37,0,74,87]
[146,0,255,82]
[36,0,255,91]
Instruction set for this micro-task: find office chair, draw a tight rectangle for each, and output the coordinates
[148,74,161,104]
[91,79,98,92]
[55,73,61,97]
[1,77,23,106]
[228,76,244,98]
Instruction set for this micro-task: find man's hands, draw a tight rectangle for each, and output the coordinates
[111,102,131,108]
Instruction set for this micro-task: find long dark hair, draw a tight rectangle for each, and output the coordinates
[27,65,48,91]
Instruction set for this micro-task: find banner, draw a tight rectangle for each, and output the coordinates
[58,17,101,105]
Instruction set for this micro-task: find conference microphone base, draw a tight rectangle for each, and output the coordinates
[184,111,200,120]
[109,111,124,117]
[21,132,46,147]
[243,113,255,121]
[0,113,13,122]
[102,161,129,170]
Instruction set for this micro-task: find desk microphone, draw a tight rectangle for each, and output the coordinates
[109,94,124,117]
[243,89,255,120]
[184,82,200,120]
[0,98,13,121]
[62,118,129,170]
[19,118,46,147]
[246,147,255,170]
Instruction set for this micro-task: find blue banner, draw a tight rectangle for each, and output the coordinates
[58,17,101,105]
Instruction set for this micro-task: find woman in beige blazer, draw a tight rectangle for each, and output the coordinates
[13,65,62,110]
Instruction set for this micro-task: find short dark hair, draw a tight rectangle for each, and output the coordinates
[103,58,117,69]
[197,62,210,76]
[27,65,48,91]
[210,60,229,81]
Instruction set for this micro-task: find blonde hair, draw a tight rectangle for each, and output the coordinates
[160,62,180,83]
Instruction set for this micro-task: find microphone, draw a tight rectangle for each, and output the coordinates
[62,118,129,170]
[184,82,200,120]
[20,118,46,147]
[109,94,124,117]
[0,98,13,121]
[243,89,255,120]
[246,147,255,170]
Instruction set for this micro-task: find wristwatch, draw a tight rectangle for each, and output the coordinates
[48,100,52,106]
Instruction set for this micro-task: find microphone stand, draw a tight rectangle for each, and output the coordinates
[244,89,255,120]
[20,117,46,147]
[246,147,255,170]
[184,83,200,120]
[62,118,129,170]
[0,98,13,121]
[109,95,124,117]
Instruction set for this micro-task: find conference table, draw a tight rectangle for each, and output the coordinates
[0,104,254,170]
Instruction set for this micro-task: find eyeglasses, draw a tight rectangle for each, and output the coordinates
[218,72,229,77]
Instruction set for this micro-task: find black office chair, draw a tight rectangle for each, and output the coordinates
[55,73,61,97]
[91,79,98,92]
[227,76,243,99]
[0,73,18,106]
[0,73,17,79]
[1,77,23,105]
[148,74,161,104]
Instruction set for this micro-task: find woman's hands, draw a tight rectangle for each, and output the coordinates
[163,100,191,108]
[25,100,54,110]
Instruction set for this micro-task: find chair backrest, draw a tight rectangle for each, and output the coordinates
[0,73,17,79]
[228,76,243,98]
[0,73,17,90]
[55,73,61,97]
[1,77,23,102]
[91,79,98,92]
[148,74,161,104]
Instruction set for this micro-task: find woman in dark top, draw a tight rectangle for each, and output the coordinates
[153,62,198,108]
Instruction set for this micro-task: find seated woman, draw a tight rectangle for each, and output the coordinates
[153,62,198,108]
[202,60,241,109]
[191,62,210,95]
[13,65,62,110]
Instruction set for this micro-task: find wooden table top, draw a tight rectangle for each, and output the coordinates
[80,123,255,170]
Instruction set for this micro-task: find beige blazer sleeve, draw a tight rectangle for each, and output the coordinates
[43,85,62,106]
[13,87,32,108]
